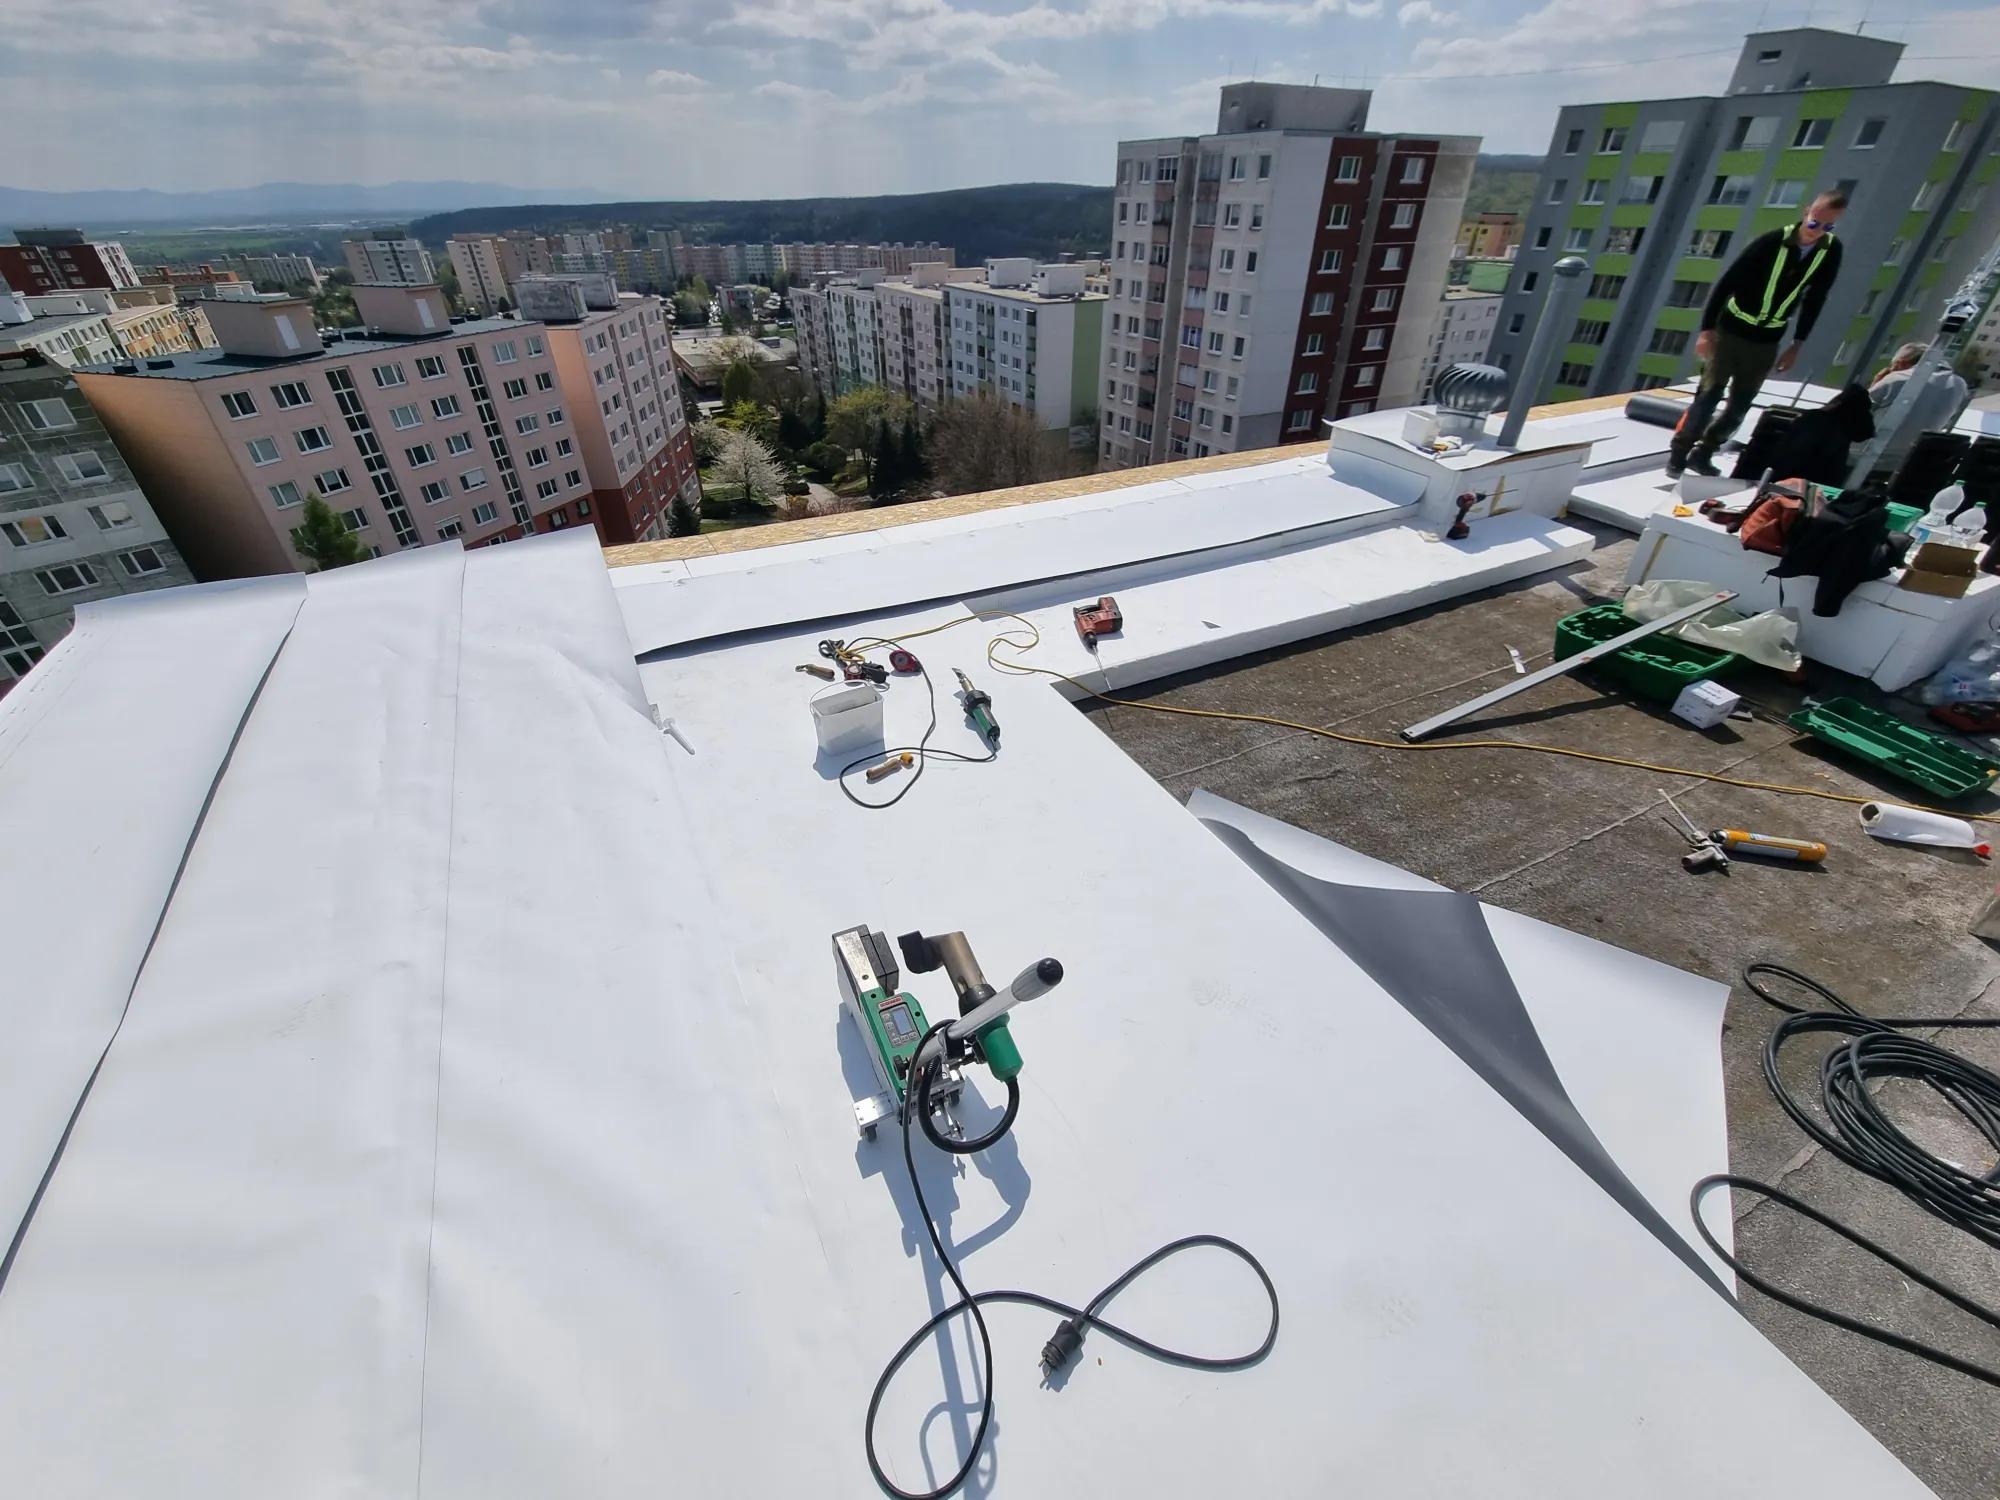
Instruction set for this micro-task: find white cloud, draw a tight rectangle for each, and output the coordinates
[646,68,711,88]
[1397,0,1457,25]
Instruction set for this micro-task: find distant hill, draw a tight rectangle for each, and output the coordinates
[414,158,1548,264]
[0,180,592,228]
[414,183,1115,264]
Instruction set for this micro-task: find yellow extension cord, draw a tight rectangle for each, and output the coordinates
[840,611,2000,827]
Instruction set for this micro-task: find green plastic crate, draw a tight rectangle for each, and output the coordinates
[1886,501,1923,533]
[1788,696,2000,801]
[1552,603,1739,703]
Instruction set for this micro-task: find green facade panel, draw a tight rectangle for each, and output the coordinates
[1562,343,1602,368]
[1926,152,1959,183]
[1549,384,1587,402]
[1674,257,1721,283]
[1593,252,1635,275]
[1568,204,1605,229]
[1717,149,1765,175]
[1655,307,1700,332]
[1636,353,1684,378]
[1797,90,1850,120]
[1899,210,1930,241]
[1630,151,1674,176]
[1870,263,1900,292]
[1976,154,2000,185]
[1696,205,1742,231]
[1751,208,1795,236]
[1959,92,1994,121]
[1577,297,1620,322]
[1601,101,1639,128]
[1774,149,1824,182]
[1609,204,1652,228]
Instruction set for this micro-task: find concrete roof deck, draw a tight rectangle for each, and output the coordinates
[77,315,522,378]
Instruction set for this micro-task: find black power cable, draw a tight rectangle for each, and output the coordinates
[865,1023,1279,1500]
[1691,961,2000,1387]
[838,660,995,811]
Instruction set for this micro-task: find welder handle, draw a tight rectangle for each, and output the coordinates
[949,959,1064,1040]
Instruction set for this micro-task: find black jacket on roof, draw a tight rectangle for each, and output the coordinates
[1700,228,1844,345]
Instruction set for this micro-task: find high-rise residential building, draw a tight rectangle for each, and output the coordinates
[73,284,639,577]
[1101,84,1478,468]
[1457,213,1521,258]
[0,228,140,294]
[946,261,1106,439]
[342,233,437,286]
[0,351,192,694]
[1420,288,1503,396]
[1490,29,2000,403]
[792,260,1102,438]
[217,253,323,293]
[448,234,526,314]
[510,274,699,544]
[1964,289,2000,395]
[0,287,121,368]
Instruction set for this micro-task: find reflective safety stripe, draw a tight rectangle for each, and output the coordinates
[1725,226,1831,329]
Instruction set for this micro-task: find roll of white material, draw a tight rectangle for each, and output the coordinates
[1858,801,1991,856]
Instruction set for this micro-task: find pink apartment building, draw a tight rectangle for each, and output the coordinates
[75,283,687,576]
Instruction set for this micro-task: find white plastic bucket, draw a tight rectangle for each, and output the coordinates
[811,682,884,757]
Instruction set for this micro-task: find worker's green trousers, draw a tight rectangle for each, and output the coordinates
[1670,327,1779,464]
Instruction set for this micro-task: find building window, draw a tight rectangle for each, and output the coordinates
[1370,288,1397,312]
[446,432,474,456]
[1296,371,1320,395]
[535,371,555,392]
[87,500,134,529]
[1534,226,1553,249]
[1382,247,1404,270]
[1227,155,1245,181]
[415,355,447,379]
[1727,115,1777,150]
[431,395,461,418]
[1766,179,1807,208]
[1244,251,1259,273]
[1791,117,1830,149]
[405,443,437,467]
[1588,272,1626,299]
[23,398,75,430]
[1572,319,1609,346]
[1309,292,1335,316]
[120,547,166,576]
[1287,408,1315,432]
[1639,119,1683,152]
[1579,179,1607,205]
[1687,227,1733,258]
[1665,279,1706,308]
[1317,248,1343,274]
[49,451,107,484]
[1326,204,1352,231]
[436,518,463,539]
[1854,116,1886,149]
[1648,327,1690,356]
[565,469,584,489]
[419,480,449,504]
[246,437,281,465]
[295,425,332,454]
[493,340,518,364]
[315,467,352,495]
[1303,333,1324,355]
[371,363,406,388]
[1218,248,1235,271]
[1363,327,1387,351]
[1604,226,1645,254]
[1400,157,1425,184]
[459,467,489,491]
[1391,202,1416,230]
[221,390,257,419]
[389,403,423,430]
[1883,237,1907,266]
[1555,361,1593,386]
[471,501,499,525]
[1708,175,1755,207]
[1223,202,1241,229]
[1355,366,1378,388]
[1,514,65,546]
[547,407,565,426]
[1522,272,1539,293]
[1335,155,1360,183]
[1912,181,1941,211]
[502,378,528,400]
[526,446,550,468]
[536,477,561,500]
[1232,336,1246,358]
[270,380,311,409]
[1944,119,1968,152]
[1620,176,1661,205]
[1564,227,1591,251]
[1598,126,1626,153]
[1562,127,1584,155]
[269,480,305,508]
[1257,153,1272,180]
[34,562,97,595]
[1546,179,1567,205]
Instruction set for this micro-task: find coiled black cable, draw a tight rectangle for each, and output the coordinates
[865,1024,1279,1499]
[1691,961,2000,1387]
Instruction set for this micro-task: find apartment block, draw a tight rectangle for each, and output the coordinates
[877,264,979,408]
[218,253,323,292]
[1490,28,2000,403]
[448,234,525,314]
[0,228,139,293]
[0,352,192,694]
[0,288,121,368]
[1420,287,1502,396]
[1457,212,1521,258]
[342,233,437,286]
[511,274,699,544]
[1101,84,1478,469]
[946,261,1106,437]
[1965,288,2000,395]
[74,285,638,577]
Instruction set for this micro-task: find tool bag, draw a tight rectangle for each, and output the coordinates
[1729,478,1820,557]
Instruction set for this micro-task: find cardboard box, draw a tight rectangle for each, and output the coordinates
[1899,541,1981,599]
[1672,678,1741,730]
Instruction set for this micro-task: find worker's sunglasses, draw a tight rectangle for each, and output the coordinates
[1802,216,1837,229]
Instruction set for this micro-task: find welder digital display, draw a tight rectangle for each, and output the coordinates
[880,1002,918,1046]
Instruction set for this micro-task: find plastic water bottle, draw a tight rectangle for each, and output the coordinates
[1915,481,1967,544]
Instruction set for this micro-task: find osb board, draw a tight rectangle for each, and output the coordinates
[602,394,1650,569]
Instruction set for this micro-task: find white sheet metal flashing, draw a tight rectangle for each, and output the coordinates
[0,476,1933,1495]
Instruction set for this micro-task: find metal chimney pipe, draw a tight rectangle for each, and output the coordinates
[1497,255,1588,450]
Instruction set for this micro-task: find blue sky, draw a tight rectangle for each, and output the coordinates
[5,0,1998,199]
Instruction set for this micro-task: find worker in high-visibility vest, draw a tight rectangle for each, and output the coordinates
[1667,190,1846,478]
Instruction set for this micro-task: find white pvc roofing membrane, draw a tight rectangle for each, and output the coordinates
[0,458,1934,1497]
